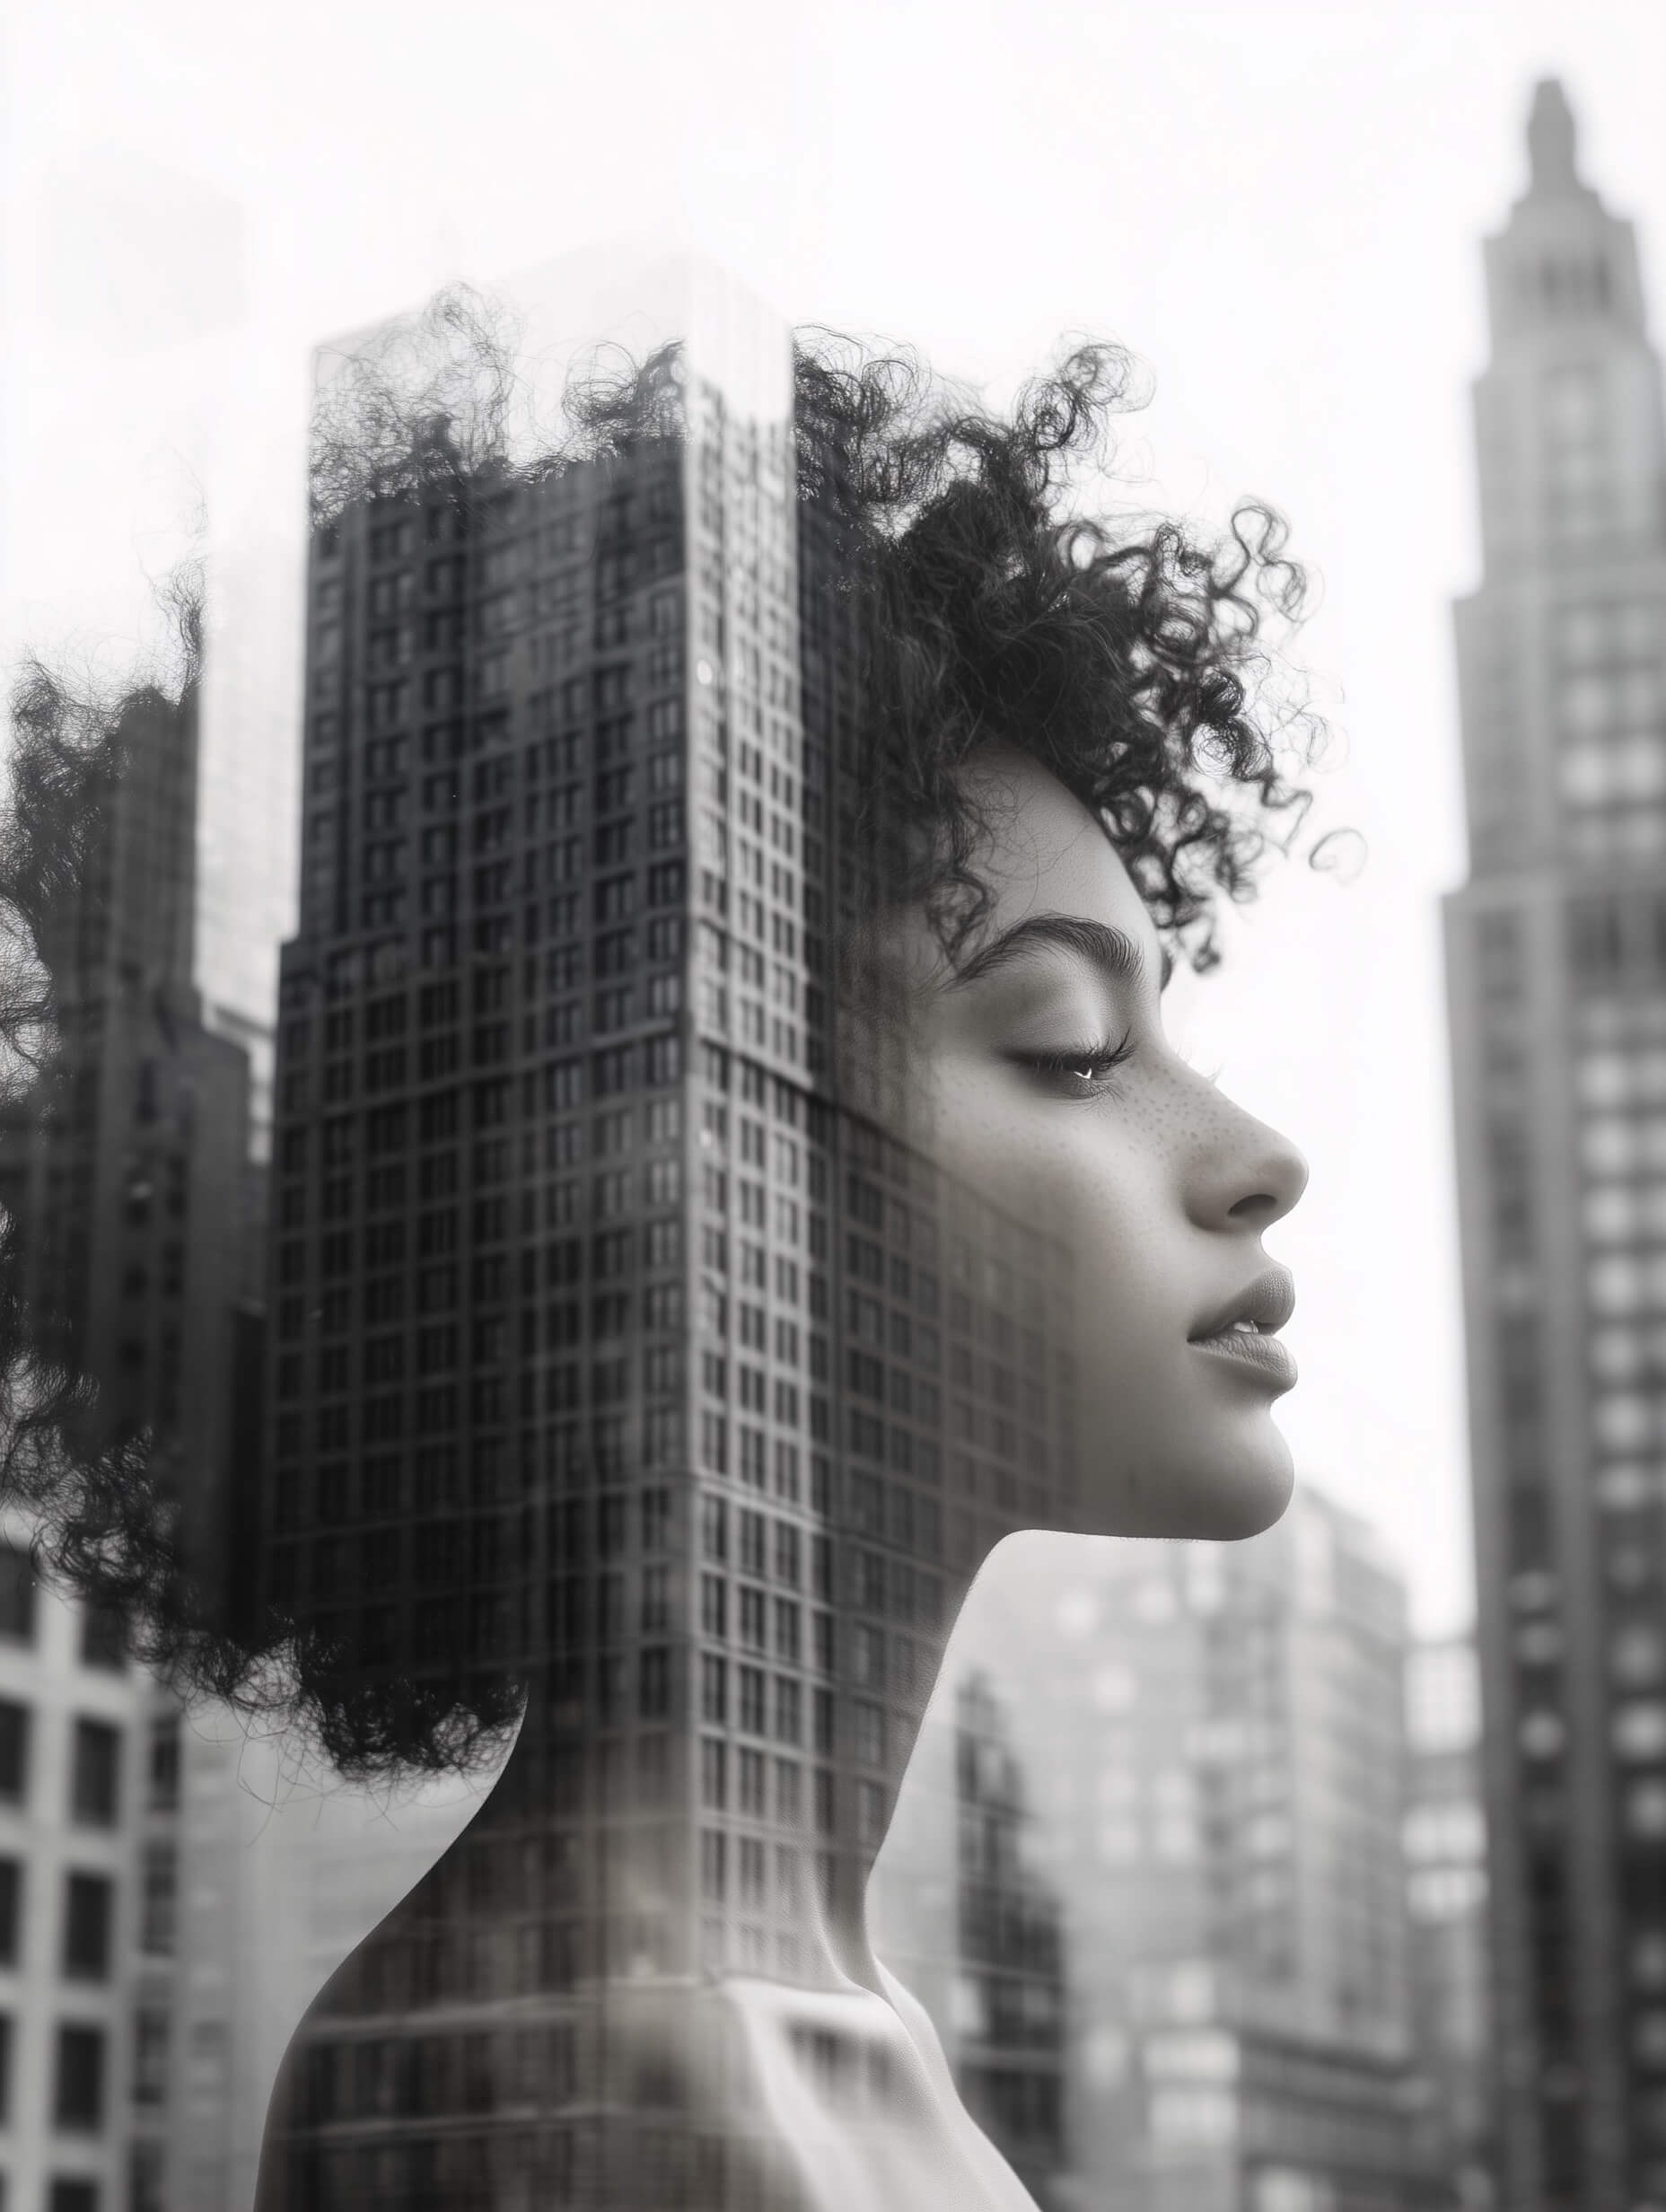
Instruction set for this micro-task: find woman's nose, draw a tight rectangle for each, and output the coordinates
[1188,1100,1309,1233]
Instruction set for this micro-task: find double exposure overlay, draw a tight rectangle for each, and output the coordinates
[247,257,1302,2208]
[7,57,1666,2212]
[0,242,1322,2210]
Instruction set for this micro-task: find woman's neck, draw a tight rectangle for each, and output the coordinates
[741,1527,998,1997]
[257,1526,1040,2212]
[466,1523,1001,2003]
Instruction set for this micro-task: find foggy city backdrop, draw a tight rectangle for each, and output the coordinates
[6,0,1662,1642]
[2,9,1666,2210]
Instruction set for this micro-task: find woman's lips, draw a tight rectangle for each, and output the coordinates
[1188,1326,1298,1393]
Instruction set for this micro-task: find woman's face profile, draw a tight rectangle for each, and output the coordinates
[886,743,1309,1543]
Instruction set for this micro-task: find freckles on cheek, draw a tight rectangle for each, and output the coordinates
[923,1050,1172,1253]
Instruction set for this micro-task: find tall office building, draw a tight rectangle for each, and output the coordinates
[1444,80,1666,2212]
[195,526,308,1164]
[0,666,257,1612]
[875,1494,1434,2212]
[256,255,1074,2207]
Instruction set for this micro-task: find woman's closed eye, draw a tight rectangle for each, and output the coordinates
[1006,1028,1136,1097]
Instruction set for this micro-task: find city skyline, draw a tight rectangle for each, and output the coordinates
[8,44,1655,2208]
[8,5,1664,1644]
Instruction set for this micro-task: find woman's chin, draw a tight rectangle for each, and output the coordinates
[1194,1447,1296,1541]
[1080,1426,1296,1542]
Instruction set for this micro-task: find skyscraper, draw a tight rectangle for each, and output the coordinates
[0,668,256,1612]
[1445,79,1666,2212]
[255,256,1075,2207]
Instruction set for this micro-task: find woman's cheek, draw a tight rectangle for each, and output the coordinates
[925,1062,1144,1260]
[920,1059,1024,1176]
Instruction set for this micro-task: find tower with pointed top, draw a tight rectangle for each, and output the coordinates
[1445,80,1666,2212]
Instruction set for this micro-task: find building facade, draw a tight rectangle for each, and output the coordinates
[869,1668,1069,2206]
[876,1493,1435,2212]
[1444,79,1666,2212]
[255,256,1076,2208]
[0,1523,164,2212]
[1402,1637,1492,2207]
[0,668,257,1619]
[0,641,260,2208]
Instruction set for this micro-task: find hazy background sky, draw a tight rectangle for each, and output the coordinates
[4,0,1664,1635]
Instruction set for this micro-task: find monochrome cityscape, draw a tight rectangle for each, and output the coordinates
[0,65,1658,2212]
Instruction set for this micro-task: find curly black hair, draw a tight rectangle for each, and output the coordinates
[0,303,1323,1778]
[794,334,1318,974]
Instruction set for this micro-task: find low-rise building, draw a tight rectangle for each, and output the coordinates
[873,1668,1069,2206]
[0,1522,159,2212]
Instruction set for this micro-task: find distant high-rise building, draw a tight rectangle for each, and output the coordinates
[870,1670,1068,2206]
[0,668,257,1614]
[196,527,307,1165]
[1444,79,1666,2212]
[254,254,1075,2208]
[876,1492,1435,2212]
[1402,1636,1493,2207]
[0,658,258,2209]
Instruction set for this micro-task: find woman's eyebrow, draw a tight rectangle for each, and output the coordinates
[948,912,1152,992]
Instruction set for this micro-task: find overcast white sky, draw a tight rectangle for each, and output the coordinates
[4,0,1664,1634]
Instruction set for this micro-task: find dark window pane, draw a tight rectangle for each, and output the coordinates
[78,1599,126,1671]
[130,2141,165,2212]
[62,1873,112,1980]
[70,1720,120,1827]
[133,2008,169,2106]
[49,2184,99,2212]
[0,1702,30,1804]
[53,2023,105,2129]
[0,1857,20,1966]
[0,1547,33,1642]
[140,1843,175,1957]
[146,1716,179,1812]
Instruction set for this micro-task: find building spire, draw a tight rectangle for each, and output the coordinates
[1526,77,1581,198]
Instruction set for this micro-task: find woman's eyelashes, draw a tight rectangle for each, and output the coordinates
[1006,1028,1136,1097]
